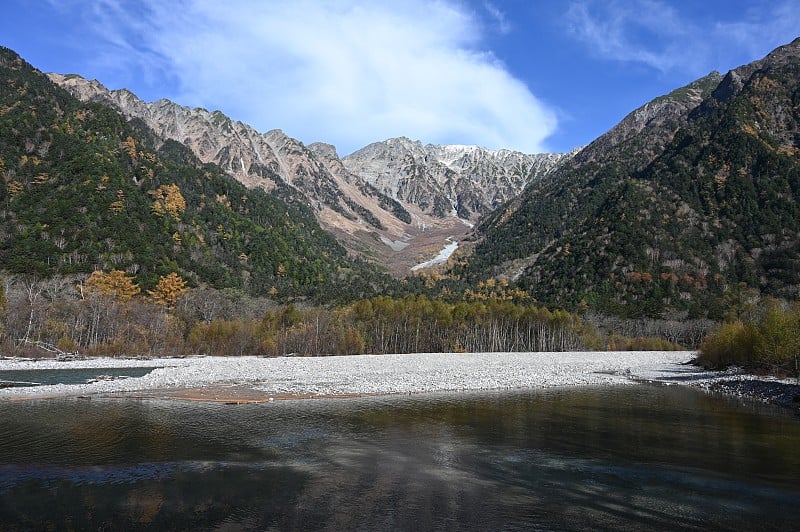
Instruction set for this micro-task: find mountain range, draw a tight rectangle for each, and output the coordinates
[47,73,574,275]
[0,47,395,302]
[2,36,799,317]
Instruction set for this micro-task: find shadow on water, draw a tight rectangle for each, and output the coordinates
[0,385,799,530]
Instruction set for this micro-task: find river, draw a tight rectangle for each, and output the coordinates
[410,237,459,271]
[1,385,799,530]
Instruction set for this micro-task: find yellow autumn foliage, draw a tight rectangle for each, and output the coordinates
[148,272,188,308]
[84,270,141,301]
[149,184,186,221]
[122,136,137,160]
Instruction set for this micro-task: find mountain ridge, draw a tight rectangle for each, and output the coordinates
[50,73,576,274]
[453,38,800,318]
[14,36,800,318]
[0,46,393,301]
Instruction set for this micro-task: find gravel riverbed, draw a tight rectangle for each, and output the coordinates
[0,351,694,400]
[2,350,798,410]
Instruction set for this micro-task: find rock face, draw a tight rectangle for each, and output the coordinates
[49,73,348,195]
[566,71,723,172]
[48,73,575,274]
[343,137,576,221]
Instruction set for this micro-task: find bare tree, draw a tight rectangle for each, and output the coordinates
[20,276,46,345]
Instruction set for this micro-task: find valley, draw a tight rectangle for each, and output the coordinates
[2,5,800,531]
[49,73,575,275]
[1,37,800,367]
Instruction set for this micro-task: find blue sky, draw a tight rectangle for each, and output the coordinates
[2,1,798,155]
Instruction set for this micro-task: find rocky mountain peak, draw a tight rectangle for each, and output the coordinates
[568,70,723,170]
[343,137,576,221]
[308,142,340,160]
[704,36,800,112]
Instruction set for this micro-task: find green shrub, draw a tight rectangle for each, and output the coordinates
[753,303,800,369]
[697,321,756,368]
[697,299,800,375]
[606,334,684,351]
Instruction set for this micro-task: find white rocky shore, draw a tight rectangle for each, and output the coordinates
[0,351,696,400]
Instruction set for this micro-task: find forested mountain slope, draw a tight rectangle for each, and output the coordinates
[455,38,800,318]
[0,47,396,301]
[47,73,425,270]
[51,73,575,275]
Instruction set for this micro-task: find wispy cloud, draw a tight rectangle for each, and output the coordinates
[565,0,800,75]
[713,2,800,62]
[565,0,699,73]
[62,0,557,154]
[483,2,512,35]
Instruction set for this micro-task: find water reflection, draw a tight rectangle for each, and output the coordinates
[0,386,798,530]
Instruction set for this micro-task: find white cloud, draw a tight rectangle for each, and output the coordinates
[71,0,557,154]
[565,0,800,76]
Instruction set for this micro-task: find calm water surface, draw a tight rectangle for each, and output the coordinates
[0,367,159,387]
[1,385,799,530]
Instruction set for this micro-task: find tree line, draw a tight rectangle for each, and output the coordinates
[0,272,673,358]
